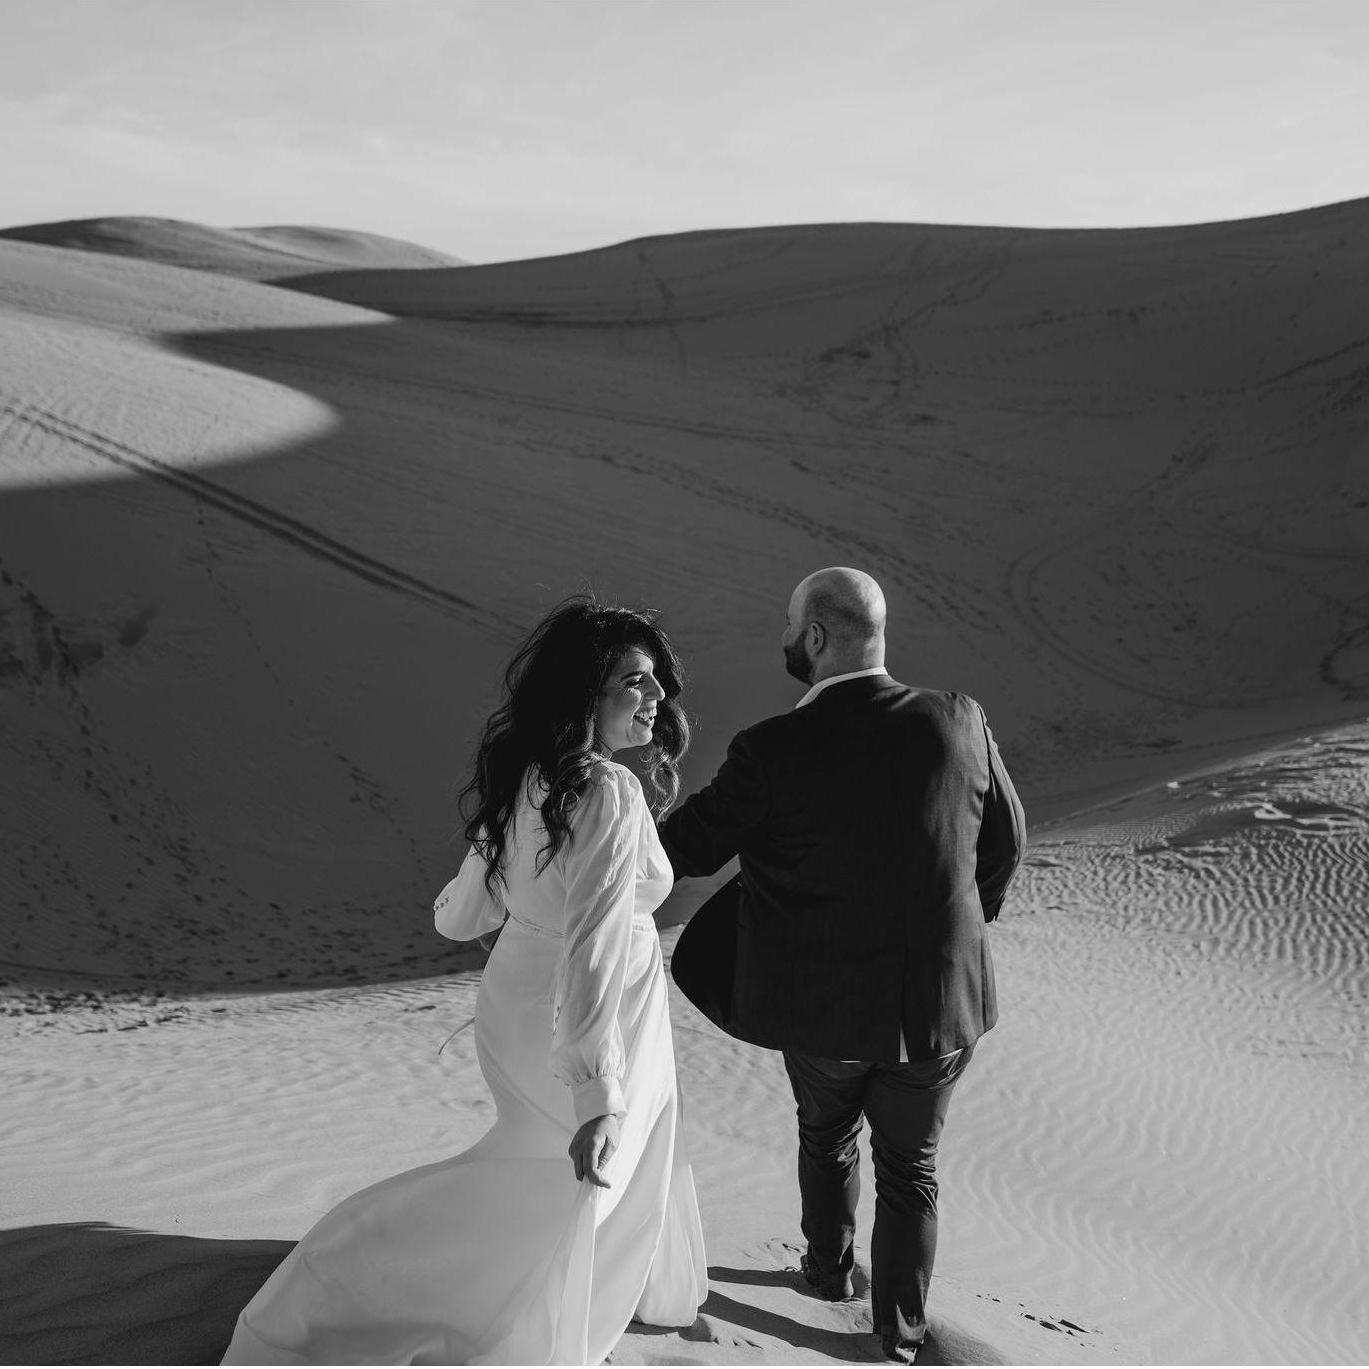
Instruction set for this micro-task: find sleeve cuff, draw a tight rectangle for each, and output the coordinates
[571,1075,626,1126]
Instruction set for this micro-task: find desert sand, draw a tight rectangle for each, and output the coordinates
[0,206,1366,1364]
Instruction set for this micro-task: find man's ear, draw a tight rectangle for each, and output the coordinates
[809,622,826,654]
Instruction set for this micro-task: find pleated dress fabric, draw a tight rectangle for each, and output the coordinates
[221,762,707,1365]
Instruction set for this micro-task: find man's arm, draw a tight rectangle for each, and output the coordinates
[658,730,769,878]
[975,709,1026,922]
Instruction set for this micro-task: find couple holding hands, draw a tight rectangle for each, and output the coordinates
[224,567,1025,1366]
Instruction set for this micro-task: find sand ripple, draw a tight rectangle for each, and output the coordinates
[974,722,1369,1362]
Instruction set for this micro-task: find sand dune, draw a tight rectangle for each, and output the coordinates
[1,203,1367,1363]
[0,216,465,282]
[2,725,1364,1363]
[1,203,1365,989]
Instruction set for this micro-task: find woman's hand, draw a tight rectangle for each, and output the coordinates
[568,1114,620,1188]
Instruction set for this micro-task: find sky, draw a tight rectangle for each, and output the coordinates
[2,0,1368,264]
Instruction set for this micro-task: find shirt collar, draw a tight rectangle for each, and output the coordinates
[794,666,888,710]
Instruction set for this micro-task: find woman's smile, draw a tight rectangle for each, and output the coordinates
[596,647,665,753]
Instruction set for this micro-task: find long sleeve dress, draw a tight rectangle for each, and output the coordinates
[221,761,707,1365]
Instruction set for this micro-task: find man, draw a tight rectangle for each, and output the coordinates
[659,567,1025,1364]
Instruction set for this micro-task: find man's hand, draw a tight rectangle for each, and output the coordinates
[568,1114,620,1188]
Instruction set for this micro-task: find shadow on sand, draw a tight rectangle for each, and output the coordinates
[6,227,1366,998]
[675,1266,1007,1366]
[0,1225,1014,1367]
[0,1223,290,1365]
[0,299,758,998]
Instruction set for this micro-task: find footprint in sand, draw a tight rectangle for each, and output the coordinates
[1251,800,1365,835]
[678,1316,722,1344]
[679,1314,761,1350]
[1289,807,1367,836]
[1020,1308,1097,1338]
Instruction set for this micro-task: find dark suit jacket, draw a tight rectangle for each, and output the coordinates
[658,676,1026,1062]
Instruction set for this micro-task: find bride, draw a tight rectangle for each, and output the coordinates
[222,600,708,1365]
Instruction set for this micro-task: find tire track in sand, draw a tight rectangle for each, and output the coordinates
[1,401,521,641]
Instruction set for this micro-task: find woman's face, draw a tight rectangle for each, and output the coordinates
[594,647,665,755]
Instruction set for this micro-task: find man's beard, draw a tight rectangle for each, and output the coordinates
[783,638,813,684]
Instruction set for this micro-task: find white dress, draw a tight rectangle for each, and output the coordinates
[222,761,708,1365]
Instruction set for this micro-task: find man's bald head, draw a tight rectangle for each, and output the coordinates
[783,567,887,683]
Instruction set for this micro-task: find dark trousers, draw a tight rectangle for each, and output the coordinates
[782,1044,973,1350]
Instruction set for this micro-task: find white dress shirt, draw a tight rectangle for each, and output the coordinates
[793,665,889,710]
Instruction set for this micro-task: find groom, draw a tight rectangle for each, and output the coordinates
[658,567,1025,1364]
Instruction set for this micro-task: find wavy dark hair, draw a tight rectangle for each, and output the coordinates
[460,597,689,893]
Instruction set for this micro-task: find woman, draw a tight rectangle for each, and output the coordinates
[223,600,707,1365]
